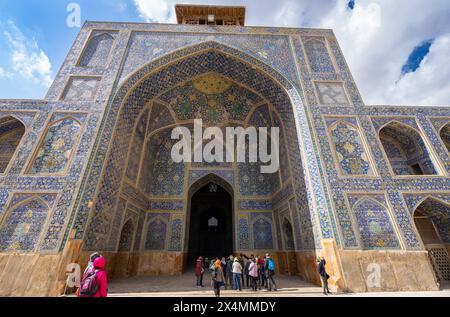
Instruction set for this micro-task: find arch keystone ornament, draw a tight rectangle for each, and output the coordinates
[0,5,449,296]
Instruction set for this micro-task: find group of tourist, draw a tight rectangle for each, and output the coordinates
[70,252,331,298]
[195,253,278,297]
[195,254,332,296]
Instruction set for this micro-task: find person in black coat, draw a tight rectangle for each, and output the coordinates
[244,258,251,288]
[318,257,331,295]
[225,255,234,290]
[240,253,253,288]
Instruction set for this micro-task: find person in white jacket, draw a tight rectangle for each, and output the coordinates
[232,258,243,291]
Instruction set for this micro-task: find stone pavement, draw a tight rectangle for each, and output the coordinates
[108,271,450,297]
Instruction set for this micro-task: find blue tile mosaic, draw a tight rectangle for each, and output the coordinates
[0,22,448,258]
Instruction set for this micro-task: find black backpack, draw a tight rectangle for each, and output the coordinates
[79,269,99,297]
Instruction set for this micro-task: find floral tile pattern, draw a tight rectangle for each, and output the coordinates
[29,117,83,174]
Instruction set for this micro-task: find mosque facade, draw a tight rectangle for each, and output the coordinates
[0,5,449,296]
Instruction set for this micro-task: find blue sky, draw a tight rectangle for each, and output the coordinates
[0,0,449,105]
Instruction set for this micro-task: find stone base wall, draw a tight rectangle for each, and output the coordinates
[339,250,439,292]
[82,251,186,279]
[276,251,298,275]
[295,250,322,286]
[83,248,442,293]
[0,253,62,297]
[0,246,442,296]
[137,252,184,276]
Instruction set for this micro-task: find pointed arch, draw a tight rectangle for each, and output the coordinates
[78,32,116,67]
[272,110,292,183]
[252,214,274,250]
[10,195,51,211]
[0,116,26,173]
[118,218,135,252]
[411,195,450,215]
[117,40,297,89]
[413,197,450,245]
[303,36,335,73]
[379,121,438,176]
[282,218,295,250]
[352,196,384,210]
[144,215,169,250]
[329,120,373,176]
[439,122,450,153]
[140,126,186,197]
[28,116,82,174]
[187,173,234,259]
[146,102,176,136]
[0,196,49,252]
[73,41,325,255]
[413,197,450,282]
[352,197,400,250]
[188,172,234,197]
[248,104,272,128]
[125,108,150,182]
[0,114,27,127]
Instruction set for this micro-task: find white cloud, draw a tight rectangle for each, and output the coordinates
[3,20,53,88]
[314,0,450,105]
[273,1,301,27]
[259,0,450,106]
[131,0,450,106]
[0,66,12,79]
[133,0,177,23]
[386,34,450,106]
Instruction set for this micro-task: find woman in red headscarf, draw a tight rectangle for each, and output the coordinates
[195,256,204,287]
[211,259,225,297]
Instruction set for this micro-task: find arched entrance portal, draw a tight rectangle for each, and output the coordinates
[187,175,234,266]
[73,42,320,283]
[413,198,450,283]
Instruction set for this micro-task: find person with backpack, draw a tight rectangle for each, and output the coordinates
[211,259,225,297]
[195,256,204,288]
[264,253,277,292]
[318,257,331,295]
[78,255,108,298]
[76,252,101,297]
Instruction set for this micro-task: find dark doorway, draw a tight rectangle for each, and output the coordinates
[188,181,233,264]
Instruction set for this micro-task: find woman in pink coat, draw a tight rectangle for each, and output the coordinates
[248,258,259,292]
[92,256,108,298]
